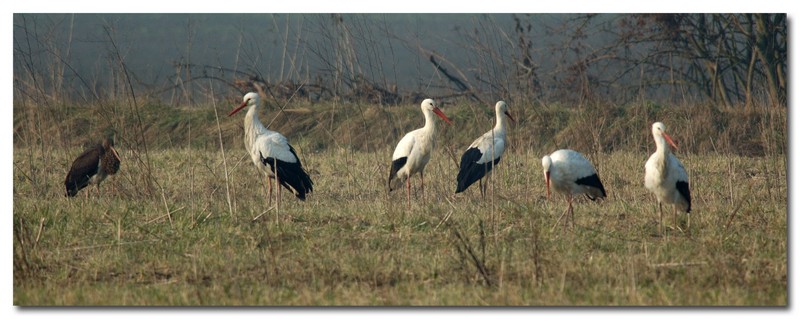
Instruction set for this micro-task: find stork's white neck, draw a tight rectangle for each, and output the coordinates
[493,111,509,136]
[654,132,671,156]
[651,131,671,179]
[421,108,438,133]
[541,155,552,173]
[243,103,267,153]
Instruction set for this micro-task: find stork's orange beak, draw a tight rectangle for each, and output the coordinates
[663,132,678,151]
[545,171,551,199]
[505,111,515,123]
[432,107,453,125]
[228,100,248,116]
[109,146,121,162]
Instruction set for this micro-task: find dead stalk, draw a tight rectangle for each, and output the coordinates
[210,80,234,218]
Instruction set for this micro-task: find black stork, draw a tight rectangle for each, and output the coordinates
[65,137,121,197]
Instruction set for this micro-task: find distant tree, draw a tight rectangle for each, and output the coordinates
[562,13,786,107]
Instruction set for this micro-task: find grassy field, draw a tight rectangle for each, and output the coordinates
[13,136,787,305]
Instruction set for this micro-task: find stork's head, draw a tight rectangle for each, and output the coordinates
[496,101,515,123]
[421,98,452,125]
[102,137,114,149]
[228,92,260,116]
[541,155,552,198]
[102,137,121,162]
[651,122,678,151]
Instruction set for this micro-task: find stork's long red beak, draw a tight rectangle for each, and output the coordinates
[109,146,121,162]
[545,171,551,199]
[433,107,453,125]
[228,100,248,116]
[505,111,516,123]
[662,132,678,151]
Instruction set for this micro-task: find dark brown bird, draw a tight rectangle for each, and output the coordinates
[65,137,121,197]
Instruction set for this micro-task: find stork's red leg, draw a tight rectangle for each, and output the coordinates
[563,197,570,231]
[480,177,488,200]
[267,176,273,207]
[659,202,663,236]
[485,173,492,199]
[687,212,691,232]
[421,171,425,205]
[674,207,678,232]
[406,178,411,209]
[275,162,281,210]
[569,195,575,230]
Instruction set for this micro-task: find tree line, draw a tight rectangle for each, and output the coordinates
[13,13,786,108]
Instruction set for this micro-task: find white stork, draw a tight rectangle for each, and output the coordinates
[65,137,121,198]
[388,98,452,208]
[455,101,514,197]
[542,149,607,230]
[644,121,691,235]
[229,92,313,206]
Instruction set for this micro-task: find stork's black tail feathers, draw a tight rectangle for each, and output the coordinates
[455,148,501,193]
[262,157,314,200]
[64,179,87,197]
[387,157,407,192]
[676,181,691,213]
[575,173,607,201]
[258,145,314,200]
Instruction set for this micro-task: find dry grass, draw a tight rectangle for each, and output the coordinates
[13,138,786,305]
[12,98,787,156]
[12,98,787,305]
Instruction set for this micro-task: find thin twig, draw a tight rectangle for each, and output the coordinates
[33,217,45,251]
[210,80,234,218]
[252,206,276,221]
[59,239,161,252]
[146,207,186,225]
[649,261,707,268]
[159,184,173,228]
[448,221,495,287]
[724,178,757,232]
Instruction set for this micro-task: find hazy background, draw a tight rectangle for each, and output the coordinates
[13,13,568,103]
[15,13,785,108]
